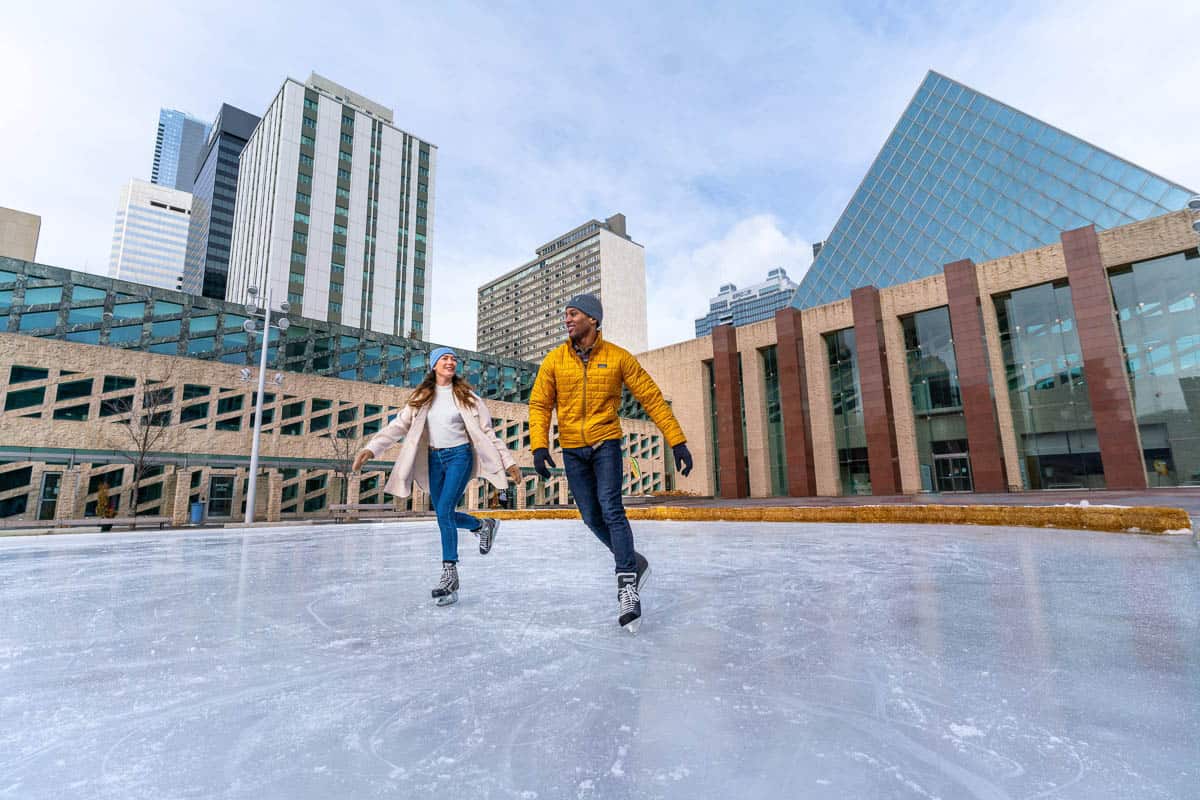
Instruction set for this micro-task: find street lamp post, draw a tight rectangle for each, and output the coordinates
[242,284,290,526]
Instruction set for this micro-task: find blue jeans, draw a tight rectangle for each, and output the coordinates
[427,443,481,563]
[561,438,636,574]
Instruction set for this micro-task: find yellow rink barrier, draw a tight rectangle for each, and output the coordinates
[475,504,1192,535]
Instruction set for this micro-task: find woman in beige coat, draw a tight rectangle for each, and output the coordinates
[352,347,521,605]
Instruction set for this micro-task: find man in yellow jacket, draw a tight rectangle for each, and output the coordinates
[529,293,692,633]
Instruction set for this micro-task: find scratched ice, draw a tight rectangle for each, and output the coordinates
[0,520,1196,799]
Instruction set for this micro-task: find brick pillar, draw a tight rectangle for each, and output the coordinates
[774,308,817,495]
[851,286,902,495]
[711,324,750,498]
[558,479,569,506]
[1061,226,1146,489]
[944,260,1009,492]
[266,470,282,522]
[171,468,192,526]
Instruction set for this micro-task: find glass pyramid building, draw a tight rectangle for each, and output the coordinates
[792,71,1196,309]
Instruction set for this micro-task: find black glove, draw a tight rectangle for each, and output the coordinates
[672,443,693,477]
[533,448,557,480]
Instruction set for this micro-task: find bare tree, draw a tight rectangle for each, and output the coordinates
[327,427,361,504]
[103,370,179,518]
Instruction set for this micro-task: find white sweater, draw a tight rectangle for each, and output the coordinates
[426,385,470,448]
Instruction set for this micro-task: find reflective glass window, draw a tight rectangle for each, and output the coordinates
[825,329,871,495]
[1110,251,1200,486]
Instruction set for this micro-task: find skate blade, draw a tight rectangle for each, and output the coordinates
[622,617,642,634]
[435,591,458,606]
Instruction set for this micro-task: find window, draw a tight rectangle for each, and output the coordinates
[296,191,311,205]
[310,414,331,432]
[289,271,304,285]
[417,182,427,193]
[288,292,303,306]
[56,378,93,402]
[181,402,208,423]
[291,251,306,264]
[329,301,342,313]
[332,243,347,256]
[331,264,344,276]
[217,395,244,414]
[300,134,315,147]
[336,187,350,200]
[337,168,351,181]
[339,151,352,163]
[342,114,354,126]
[416,216,426,227]
[10,366,47,384]
[103,375,135,392]
[23,286,62,305]
[183,384,210,400]
[333,223,348,235]
[341,132,353,145]
[53,404,88,421]
[299,153,314,167]
[302,116,317,130]
[416,199,428,210]
[19,310,58,330]
[5,387,44,410]
[330,281,343,294]
[304,97,318,111]
[293,231,308,245]
[294,212,310,225]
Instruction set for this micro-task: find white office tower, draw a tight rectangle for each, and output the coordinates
[107,179,192,290]
[226,73,436,338]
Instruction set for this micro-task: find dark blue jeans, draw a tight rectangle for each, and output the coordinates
[562,438,636,574]
[427,443,481,563]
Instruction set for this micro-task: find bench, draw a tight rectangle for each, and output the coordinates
[330,503,412,522]
[0,516,172,531]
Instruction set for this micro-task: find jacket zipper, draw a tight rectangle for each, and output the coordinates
[580,348,589,446]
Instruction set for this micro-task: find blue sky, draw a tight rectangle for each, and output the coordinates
[3,1,1198,350]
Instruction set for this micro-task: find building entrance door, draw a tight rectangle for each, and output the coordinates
[208,476,235,517]
[37,473,61,521]
[934,455,973,493]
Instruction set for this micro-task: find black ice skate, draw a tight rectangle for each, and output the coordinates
[475,518,499,555]
[432,561,459,606]
[617,572,642,633]
[634,551,651,593]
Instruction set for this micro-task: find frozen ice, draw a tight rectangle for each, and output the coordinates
[1,519,1197,799]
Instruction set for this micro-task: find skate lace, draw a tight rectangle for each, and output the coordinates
[437,565,457,590]
[478,520,493,545]
[619,582,640,615]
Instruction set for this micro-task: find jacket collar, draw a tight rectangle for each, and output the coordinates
[569,330,604,362]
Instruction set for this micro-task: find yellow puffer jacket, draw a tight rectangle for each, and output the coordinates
[529,332,686,451]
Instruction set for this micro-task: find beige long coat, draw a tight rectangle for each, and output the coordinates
[364,392,517,498]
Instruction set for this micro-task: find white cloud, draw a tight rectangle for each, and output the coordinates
[649,215,812,350]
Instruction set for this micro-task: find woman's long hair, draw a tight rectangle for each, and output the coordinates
[407,370,477,410]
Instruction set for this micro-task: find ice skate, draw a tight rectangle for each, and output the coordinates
[475,518,499,555]
[432,561,459,606]
[634,551,651,593]
[617,572,641,633]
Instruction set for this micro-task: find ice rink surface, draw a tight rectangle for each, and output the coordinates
[1,519,1197,799]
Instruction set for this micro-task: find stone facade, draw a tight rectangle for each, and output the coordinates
[636,210,1200,498]
[0,335,667,523]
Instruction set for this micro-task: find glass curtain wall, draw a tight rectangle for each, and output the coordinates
[902,307,972,492]
[760,346,787,496]
[1110,250,1200,486]
[825,329,871,494]
[995,281,1103,489]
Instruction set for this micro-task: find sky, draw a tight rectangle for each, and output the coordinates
[2,1,1198,353]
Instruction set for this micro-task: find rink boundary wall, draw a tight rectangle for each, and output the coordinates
[475,504,1192,534]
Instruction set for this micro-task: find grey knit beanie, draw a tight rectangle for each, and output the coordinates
[565,293,603,326]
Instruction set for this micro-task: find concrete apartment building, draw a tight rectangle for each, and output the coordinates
[226,73,436,339]
[0,208,40,261]
[107,179,192,291]
[477,214,647,362]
